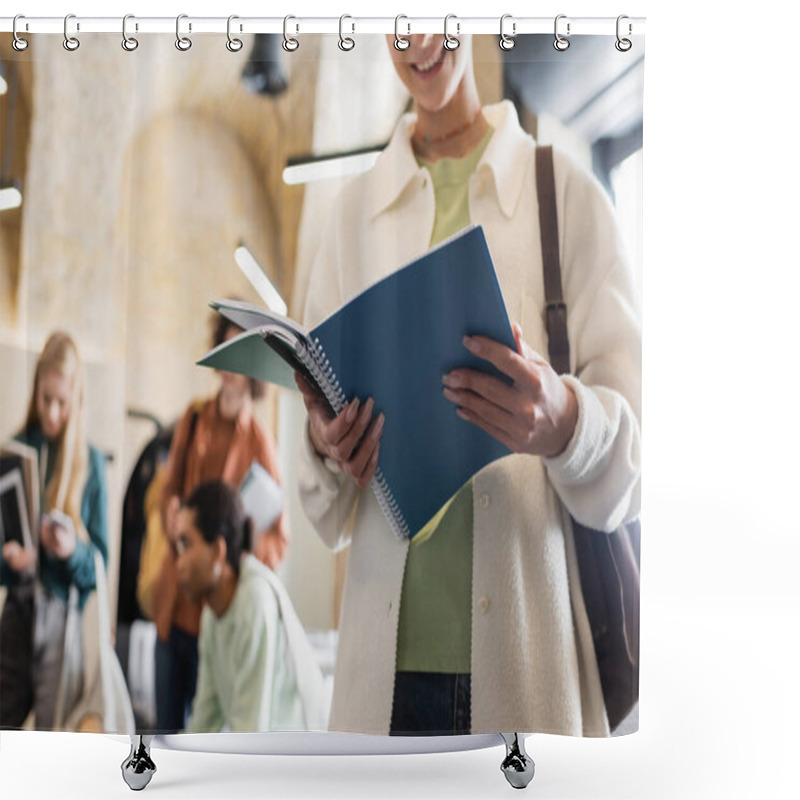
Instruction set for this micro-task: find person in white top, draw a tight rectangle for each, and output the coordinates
[295,34,641,737]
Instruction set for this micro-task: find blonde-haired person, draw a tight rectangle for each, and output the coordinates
[0,331,109,730]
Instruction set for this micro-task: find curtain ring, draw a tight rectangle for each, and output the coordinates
[12,15,29,51]
[122,14,139,51]
[63,14,80,51]
[615,15,632,52]
[394,15,410,51]
[176,14,192,51]
[338,15,355,51]
[499,14,516,51]
[443,14,460,51]
[226,15,243,52]
[554,14,570,51]
[283,15,299,52]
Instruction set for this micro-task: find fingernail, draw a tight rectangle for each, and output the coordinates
[442,373,462,388]
[442,387,458,402]
[456,408,468,420]
[346,398,359,422]
[371,413,385,440]
[463,335,479,353]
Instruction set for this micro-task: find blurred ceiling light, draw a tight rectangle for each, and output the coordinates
[0,182,23,211]
[234,244,287,315]
[1,60,20,212]
[283,146,384,186]
[0,64,7,96]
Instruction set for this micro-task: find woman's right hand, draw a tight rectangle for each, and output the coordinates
[295,373,385,489]
[2,541,37,573]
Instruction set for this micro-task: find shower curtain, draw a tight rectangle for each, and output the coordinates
[0,24,643,741]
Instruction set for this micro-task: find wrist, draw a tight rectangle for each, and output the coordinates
[550,382,579,458]
[307,421,328,460]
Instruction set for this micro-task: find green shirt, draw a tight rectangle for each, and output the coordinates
[395,128,493,674]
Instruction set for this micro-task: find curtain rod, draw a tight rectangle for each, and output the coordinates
[0,16,646,36]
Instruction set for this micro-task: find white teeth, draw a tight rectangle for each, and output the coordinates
[415,55,442,73]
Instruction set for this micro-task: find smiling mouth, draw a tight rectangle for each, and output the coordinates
[411,53,445,73]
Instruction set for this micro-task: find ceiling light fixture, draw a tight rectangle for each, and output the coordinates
[234,244,287,315]
[0,60,21,212]
[0,181,22,211]
[241,34,289,96]
[282,145,384,186]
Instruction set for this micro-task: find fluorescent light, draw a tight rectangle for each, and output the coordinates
[234,245,287,316]
[0,185,22,211]
[283,150,381,186]
[0,73,7,96]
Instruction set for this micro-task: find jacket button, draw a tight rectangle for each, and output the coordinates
[478,493,491,510]
[478,596,491,614]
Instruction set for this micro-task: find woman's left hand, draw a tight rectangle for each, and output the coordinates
[442,322,578,458]
[40,515,77,561]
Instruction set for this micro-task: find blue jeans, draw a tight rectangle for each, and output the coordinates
[390,671,471,736]
[154,625,198,733]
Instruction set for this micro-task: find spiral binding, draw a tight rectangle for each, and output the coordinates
[370,469,411,542]
[302,336,411,542]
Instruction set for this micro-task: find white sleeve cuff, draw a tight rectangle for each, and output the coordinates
[542,375,607,486]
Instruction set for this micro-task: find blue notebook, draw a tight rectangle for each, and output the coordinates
[199,225,516,540]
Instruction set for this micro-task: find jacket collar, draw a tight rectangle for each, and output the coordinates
[366,100,532,221]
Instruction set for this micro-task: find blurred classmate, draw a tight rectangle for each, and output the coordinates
[178,481,326,733]
[0,332,109,730]
[152,312,290,732]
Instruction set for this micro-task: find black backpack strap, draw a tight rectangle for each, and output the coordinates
[535,145,571,376]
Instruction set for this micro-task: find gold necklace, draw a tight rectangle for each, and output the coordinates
[413,107,484,146]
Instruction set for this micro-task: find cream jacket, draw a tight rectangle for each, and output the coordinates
[298,101,641,737]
